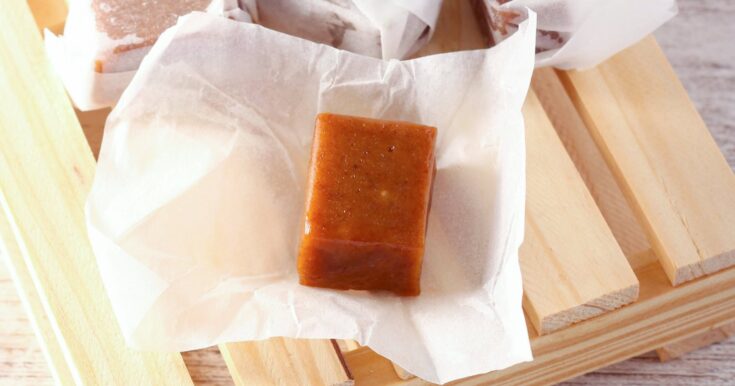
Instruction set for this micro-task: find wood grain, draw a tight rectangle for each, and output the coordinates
[656,321,735,362]
[0,1,193,384]
[425,0,641,337]
[3,0,735,385]
[220,339,352,386]
[0,195,74,385]
[531,68,653,268]
[569,1,735,379]
[0,263,53,386]
[522,90,639,334]
[559,37,735,286]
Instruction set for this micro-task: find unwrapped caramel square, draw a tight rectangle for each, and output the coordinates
[298,113,437,296]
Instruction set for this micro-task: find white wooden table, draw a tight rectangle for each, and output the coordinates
[1,0,733,384]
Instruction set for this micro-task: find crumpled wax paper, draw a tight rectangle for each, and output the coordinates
[86,10,537,384]
[258,0,442,60]
[45,0,257,111]
[352,0,442,59]
[479,0,678,69]
[46,0,440,111]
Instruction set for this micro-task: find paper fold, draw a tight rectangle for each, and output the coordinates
[87,10,537,384]
[481,0,678,69]
[46,0,441,110]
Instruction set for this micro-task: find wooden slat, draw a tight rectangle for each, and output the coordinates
[531,68,653,268]
[447,0,640,334]
[377,8,640,384]
[558,36,735,285]
[427,0,639,338]
[375,15,637,383]
[388,89,641,380]
[220,338,352,386]
[0,198,75,385]
[344,263,735,385]
[0,1,193,384]
[656,320,735,362]
[521,90,639,334]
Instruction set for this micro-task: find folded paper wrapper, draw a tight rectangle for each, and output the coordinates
[86,10,537,384]
[259,0,441,60]
[45,0,441,111]
[476,0,678,68]
[45,0,256,111]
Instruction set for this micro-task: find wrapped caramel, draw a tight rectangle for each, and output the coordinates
[46,0,256,110]
[258,0,441,60]
[86,10,537,384]
[475,0,678,68]
[47,0,440,111]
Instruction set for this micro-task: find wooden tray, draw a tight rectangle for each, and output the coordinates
[2,1,734,385]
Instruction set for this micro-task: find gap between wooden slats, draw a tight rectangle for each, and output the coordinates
[531,68,654,269]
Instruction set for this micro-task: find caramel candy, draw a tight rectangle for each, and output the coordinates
[298,113,437,296]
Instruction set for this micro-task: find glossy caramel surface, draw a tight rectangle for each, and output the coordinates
[298,113,436,296]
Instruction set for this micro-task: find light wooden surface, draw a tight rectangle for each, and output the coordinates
[3,1,352,385]
[220,339,351,386]
[342,262,735,385]
[562,0,735,383]
[0,190,75,385]
[0,1,193,384]
[522,90,638,334]
[656,321,735,362]
[560,36,735,286]
[2,0,735,385]
[530,68,653,268]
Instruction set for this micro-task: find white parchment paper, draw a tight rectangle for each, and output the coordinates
[46,0,440,111]
[483,0,678,69]
[45,0,256,111]
[86,11,536,384]
[352,0,442,59]
[258,0,442,60]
